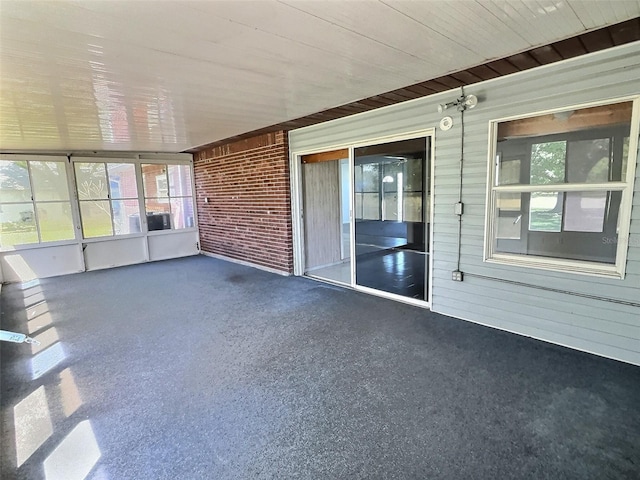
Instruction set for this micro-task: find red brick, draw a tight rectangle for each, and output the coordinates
[194,131,293,273]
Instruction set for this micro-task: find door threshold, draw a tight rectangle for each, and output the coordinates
[304,274,431,309]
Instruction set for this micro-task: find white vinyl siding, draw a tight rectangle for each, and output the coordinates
[289,42,640,365]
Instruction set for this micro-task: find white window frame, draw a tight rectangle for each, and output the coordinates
[0,154,78,251]
[484,96,640,279]
[140,160,197,234]
[73,159,143,240]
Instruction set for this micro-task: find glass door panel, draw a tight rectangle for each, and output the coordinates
[302,151,351,284]
[354,137,429,300]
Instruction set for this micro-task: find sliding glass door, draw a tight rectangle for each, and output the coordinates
[354,137,429,301]
[299,136,430,303]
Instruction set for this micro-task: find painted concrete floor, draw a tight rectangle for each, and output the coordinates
[1,255,639,480]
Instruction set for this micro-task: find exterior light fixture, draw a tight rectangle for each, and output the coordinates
[438,94,479,113]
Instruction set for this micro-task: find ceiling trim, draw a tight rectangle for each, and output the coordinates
[188,17,640,154]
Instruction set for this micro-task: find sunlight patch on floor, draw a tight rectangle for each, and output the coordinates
[31,342,66,380]
[59,368,83,417]
[43,420,101,480]
[14,386,53,467]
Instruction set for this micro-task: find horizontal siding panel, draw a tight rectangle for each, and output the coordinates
[430,269,640,321]
[625,258,640,274]
[432,264,640,303]
[433,283,640,346]
[431,300,640,366]
[467,52,640,111]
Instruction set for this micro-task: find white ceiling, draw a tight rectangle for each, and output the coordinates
[1,1,639,153]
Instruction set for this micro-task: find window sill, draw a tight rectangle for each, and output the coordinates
[146,227,198,236]
[484,253,624,279]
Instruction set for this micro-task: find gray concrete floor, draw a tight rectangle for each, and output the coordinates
[1,255,639,480]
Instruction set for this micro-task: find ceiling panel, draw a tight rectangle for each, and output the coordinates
[277,0,479,71]
[380,0,530,58]
[1,0,639,153]
[568,0,636,27]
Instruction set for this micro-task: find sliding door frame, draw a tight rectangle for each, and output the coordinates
[290,128,435,307]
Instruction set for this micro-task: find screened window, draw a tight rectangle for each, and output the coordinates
[0,159,75,247]
[74,162,140,238]
[142,164,194,231]
[486,100,638,277]
[354,163,381,220]
[354,157,423,222]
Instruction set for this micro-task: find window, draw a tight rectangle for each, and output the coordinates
[485,100,638,277]
[354,163,381,220]
[142,164,194,231]
[74,162,141,238]
[0,158,75,247]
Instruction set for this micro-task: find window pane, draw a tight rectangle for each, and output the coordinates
[381,163,400,193]
[496,216,522,240]
[404,158,423,192]
[37,202,75,242]
[530,142,566,185]
[168,164,192,197]
[497,157,521,185]
[621,137,629,183]
[361,164,379,191]
[354,165,363,193]
[529,192,563,232]
[112,200,141,234]
[382,192,398,221]
[170,197,195,229]
[496,192,522,212]
[80,201,113,238]
[362,193,380,220]
[75,163,109,200]
[142,164,168,198]
[107,164,138,199]
[145,201,171,231]
[403,192,422,222]
[354,192,363,220]
[0,160,32,202]
[31,162,70,201]
[564,191,607,232]
[0,202,38,246]
[495,193,522,240]
[567,139,610,183]
[498,191,619,264]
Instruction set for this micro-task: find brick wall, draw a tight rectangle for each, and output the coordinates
[193,131,293,273]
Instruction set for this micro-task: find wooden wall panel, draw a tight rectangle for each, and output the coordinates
[303,161,341,270]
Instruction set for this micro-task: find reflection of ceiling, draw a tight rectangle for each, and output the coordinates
[1,1,639,153]
[356,155,419,167]
[355,137,427,165]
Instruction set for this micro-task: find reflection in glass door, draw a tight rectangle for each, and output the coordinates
[301,150,351,284]
[354,137,429,300]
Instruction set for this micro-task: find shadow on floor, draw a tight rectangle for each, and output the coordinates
[1,255,639,480]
